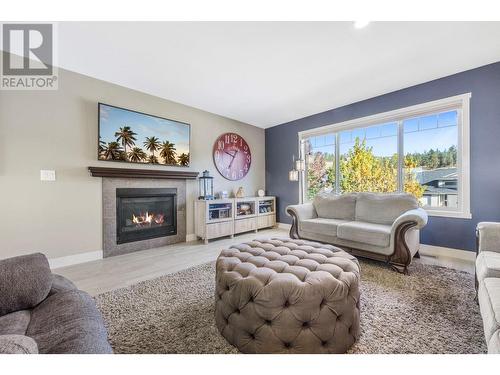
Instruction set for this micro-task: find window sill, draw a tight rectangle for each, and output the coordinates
[425,209,472,219]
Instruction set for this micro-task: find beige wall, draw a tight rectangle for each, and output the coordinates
[0,67,265,260]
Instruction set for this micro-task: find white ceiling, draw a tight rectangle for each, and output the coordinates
[57,22,500,128]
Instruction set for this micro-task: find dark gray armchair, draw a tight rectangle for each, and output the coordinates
[0,253,112,354]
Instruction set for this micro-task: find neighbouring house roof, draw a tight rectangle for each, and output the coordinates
[415,167,457,185]
[422,185,458,196]
[415,167,458,196]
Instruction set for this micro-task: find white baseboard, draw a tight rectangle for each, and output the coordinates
[48,250,103,270]
[277,222,291,230]
[45,236,472,270]
[419,244,475,261]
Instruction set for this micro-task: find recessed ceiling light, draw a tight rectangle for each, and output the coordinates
[354,21,370,29]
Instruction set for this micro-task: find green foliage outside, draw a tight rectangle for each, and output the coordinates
[406,146,457,170]
[306,150,335,200]
[306,138,455,201]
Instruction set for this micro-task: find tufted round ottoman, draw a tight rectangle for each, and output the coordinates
[215,237,360,354]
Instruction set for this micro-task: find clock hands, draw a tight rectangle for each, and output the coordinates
[228,150,239,169]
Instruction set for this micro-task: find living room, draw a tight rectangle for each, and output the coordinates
[2,2,500,373]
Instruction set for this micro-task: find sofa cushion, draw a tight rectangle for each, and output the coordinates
[313,193,357,220]
[337,221,392,248]
[300,218,349,236]
[478,278,500,343]
[476,251,500,284]
[355,192,418,225]
[0,253,53,316]
[26,290,112,354]
[48,274,77,297]
[489,330,500,354]
[0,334,38,354]
[0,310,31,335]
[477,222,500,252]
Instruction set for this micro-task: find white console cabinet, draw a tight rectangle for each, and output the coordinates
[195,196,276,244]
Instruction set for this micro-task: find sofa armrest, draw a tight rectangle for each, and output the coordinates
[286,203,317,221]
[0,335,38,354]
[48,274,77,297]
[286,203,317,239]
[392,208,428,230]
[477,222,500,253]
[386,208,428,274]
[0,253,53,316]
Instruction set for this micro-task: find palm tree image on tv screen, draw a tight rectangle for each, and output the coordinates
[98,103,190,166]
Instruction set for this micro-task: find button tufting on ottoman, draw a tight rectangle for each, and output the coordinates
[215,237,360,354]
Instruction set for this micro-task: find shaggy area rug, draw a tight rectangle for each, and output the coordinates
[95,260,487,354]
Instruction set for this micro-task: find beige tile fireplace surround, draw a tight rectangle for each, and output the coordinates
[102,178,187,257]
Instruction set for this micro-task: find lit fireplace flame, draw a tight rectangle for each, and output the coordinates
[154,214,165,224]
[132,212,153,225]
[131,212,165,227]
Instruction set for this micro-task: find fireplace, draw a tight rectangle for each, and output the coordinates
[116,188,177,244]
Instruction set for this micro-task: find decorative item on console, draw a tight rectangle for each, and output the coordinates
[198,170,214,200]
[218,190,229,199]
[237,203,252,215]
[235,187,245,198]
[259,202,273,213]
[257,189,265,197]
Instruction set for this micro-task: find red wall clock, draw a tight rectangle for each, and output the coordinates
[213,133,252,181]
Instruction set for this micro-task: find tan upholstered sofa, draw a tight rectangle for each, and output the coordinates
[476,222,500,354]
[286,192,428,273]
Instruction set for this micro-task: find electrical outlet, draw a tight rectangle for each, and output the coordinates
[40,170,56,182]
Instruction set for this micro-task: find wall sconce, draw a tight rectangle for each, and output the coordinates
[305,152,313,164]
[295,158,305,172]
[289,155,299,181]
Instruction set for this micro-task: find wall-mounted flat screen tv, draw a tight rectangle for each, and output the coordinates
[98,103,190,167]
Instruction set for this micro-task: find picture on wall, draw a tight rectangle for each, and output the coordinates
[98,103,191,166]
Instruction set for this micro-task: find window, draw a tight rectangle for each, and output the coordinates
[339,122,398,194]
[299,94,471,218]
[304,133,335,200]
[403,110,458,209]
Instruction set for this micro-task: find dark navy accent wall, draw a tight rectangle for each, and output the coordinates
[265,62,500,251]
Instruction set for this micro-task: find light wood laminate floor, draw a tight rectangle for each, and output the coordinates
[56,228,475,296]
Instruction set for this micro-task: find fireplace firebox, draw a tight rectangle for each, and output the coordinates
[116,188,177,244]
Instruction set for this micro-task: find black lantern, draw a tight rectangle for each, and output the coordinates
[198,170,214,200]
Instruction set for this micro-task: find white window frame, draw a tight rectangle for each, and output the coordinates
[298,93,471,219]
